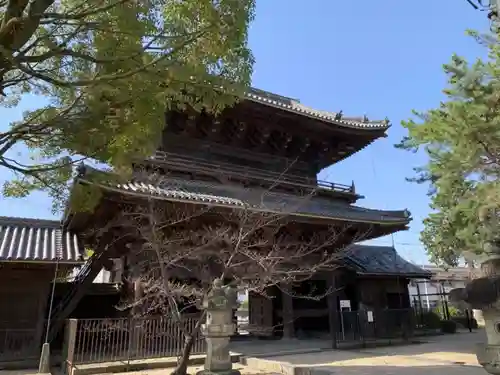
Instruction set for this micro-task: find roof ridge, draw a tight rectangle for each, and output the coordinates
[244,89,390,130]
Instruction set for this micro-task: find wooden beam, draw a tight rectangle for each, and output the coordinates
[281,283,295,338]
[327,272,338,349]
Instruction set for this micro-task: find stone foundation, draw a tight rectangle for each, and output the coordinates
[474,309,485,327]
[477,343,500,374]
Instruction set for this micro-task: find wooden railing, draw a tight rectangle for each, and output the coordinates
[150,151,356,195]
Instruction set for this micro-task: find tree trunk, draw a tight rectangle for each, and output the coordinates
[171,334,195,375]
[171,314,205,375]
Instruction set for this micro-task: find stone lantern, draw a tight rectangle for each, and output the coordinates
[197,278,240,375]
[449,241,500,374]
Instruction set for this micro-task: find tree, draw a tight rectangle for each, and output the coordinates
[111,174,372,375]
[397,31,500,267]
[0,0,255,212]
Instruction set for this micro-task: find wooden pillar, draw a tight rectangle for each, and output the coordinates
[281,284,295,339]
[36,282,51,349]
[326,272,338,349]
[127,244,144,354]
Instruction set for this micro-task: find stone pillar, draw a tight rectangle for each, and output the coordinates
[197,279,240,375]
[281,284,295,339]
[474,309,485,327]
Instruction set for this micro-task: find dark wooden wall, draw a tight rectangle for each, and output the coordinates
[0,264,56,360]
[357,277,410,309]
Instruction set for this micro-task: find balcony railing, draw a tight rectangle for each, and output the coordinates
[149,151,356,195]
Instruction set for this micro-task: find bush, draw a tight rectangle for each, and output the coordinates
[434,303,461,318]
[419,311,442,329]
[440,319,458,334]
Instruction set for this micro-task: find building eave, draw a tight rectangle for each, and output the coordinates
[0,216,85,264]
[69,173,411,227]
[244,89,390,131]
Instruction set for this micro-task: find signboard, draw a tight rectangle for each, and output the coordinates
[339,300,351,309]
[367,311,374,323]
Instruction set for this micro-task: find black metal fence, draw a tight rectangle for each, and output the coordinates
[335,308,422,344]
[63,315,206,368]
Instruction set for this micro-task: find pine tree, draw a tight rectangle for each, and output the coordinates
[398,31,500,266]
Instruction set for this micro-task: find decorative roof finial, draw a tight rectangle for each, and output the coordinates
[383,116,390,126]
[363,115,369,123]
[334,110,343,121]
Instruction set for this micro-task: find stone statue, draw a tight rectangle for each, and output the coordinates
[197,279,240,375]
[449,241,500,374]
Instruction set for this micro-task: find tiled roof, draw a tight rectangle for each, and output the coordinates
[245,88,390,130]
[80,169,411,225]
[0,216,85,264]
[118,181,246,207]
[344,245,431,278]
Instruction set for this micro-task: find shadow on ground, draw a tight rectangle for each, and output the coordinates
[315,364,487,375]
[245,330,487,375]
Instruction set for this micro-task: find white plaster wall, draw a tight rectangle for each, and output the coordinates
[68,267,112,283]
[408,279,466,308]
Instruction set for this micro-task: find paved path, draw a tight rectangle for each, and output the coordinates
[257,331,489,375]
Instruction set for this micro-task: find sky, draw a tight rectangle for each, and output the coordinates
[0,0,492,265]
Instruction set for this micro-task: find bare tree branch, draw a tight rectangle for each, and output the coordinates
[99,169,372,374]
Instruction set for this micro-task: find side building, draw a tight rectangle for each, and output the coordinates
[0,217,84,366]
[0,216,122,368]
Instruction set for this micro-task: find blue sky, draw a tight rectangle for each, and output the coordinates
[0,0,491,265]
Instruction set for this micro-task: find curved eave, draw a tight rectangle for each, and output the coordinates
[324,137,379,167]
[69,178,411,227]
[244,92,390,131]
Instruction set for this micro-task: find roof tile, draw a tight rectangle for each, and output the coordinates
[96,174,411,224]
[345,245,431,278]
[245,89,389,130]
[0,217,84,263]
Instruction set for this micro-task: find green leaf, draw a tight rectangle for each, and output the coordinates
[0,0,256,213]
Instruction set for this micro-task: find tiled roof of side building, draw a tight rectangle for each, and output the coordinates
[76,167,412,225]
[0,216,85,264]
[344,245,432,278]
[245,88,390,130]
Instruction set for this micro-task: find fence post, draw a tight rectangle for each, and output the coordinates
[62,319,78,375]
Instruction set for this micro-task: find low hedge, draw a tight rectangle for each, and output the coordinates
[419,311,442,329]
[440,319,458,334]
[451,316,478,329]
